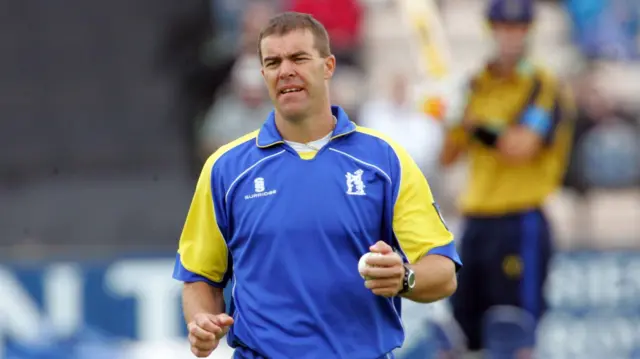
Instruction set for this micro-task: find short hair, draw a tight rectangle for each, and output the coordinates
[258,12,332,63]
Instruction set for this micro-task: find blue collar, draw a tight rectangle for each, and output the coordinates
[256,105,356,148]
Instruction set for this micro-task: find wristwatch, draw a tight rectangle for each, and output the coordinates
[398,263,416,295]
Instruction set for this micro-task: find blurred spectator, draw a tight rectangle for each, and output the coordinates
[564,68,640,192]
[287,0,364,67]
[168,1,275,174]
[359,73,444,180]
[233,0,279,57]
[565,0,640,60]
[161,0,227,178]
[197,55,272,157]
[563,70,609,195]
[211,0,286,55]
[193,1,276,159]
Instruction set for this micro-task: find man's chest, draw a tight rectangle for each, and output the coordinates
[225,150,392,249]
[469,80,534,127]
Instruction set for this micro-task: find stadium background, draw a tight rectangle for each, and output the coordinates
[1,0,639,358]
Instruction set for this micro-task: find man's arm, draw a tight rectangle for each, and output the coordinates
[440,127,469,167]
[496,73,569,163]
[173,151,234,357]
[403,252,457,303]
[182,281,234,358]
[183,282,226,324]
[173,151,232,315]
[383,140,462,302]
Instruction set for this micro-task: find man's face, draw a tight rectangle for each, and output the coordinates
[491,22,529,61]
[260,29,335,121]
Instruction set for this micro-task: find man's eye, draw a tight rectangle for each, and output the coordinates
[294,58,308,63]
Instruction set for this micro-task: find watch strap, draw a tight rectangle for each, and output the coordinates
[398,263,412,295]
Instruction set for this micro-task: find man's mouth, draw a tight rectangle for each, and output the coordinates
[279,87,303,95]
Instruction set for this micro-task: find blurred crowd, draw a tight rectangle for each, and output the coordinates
[0,0,639,358]
[169,0,640,248]
[0,0,638,250]
[163,0,365,178]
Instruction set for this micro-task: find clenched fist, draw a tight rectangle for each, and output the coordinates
[187,313,234,358]
[360,241,405,297]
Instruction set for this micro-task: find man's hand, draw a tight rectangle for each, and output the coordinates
[187,313,234,358]
[461,115,478,131]
[497,126,543,162]
[361,241,405,297]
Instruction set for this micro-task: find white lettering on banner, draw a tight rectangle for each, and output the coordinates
[0,269,42,342]
[546,254,640,309]
[522,254,640,358]
[396,253,640,359]
[0,253,638,358]
[104,259,182,341]
[44,264,83,337]
[537,314,640,359]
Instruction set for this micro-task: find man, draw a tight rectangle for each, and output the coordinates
[173,12,461,359]
[440,0,574,357]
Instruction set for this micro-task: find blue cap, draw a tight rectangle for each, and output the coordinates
[486,0,534,23]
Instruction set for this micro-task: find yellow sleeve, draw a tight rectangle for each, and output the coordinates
[447,125,470,147]
[390,143,461,266]
[173,153,230,287]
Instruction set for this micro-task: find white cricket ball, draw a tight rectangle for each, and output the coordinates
[358,252,381,279]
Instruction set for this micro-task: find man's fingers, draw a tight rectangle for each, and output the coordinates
[192,337,217,352]
[195,316,223,336]
[188,323,216,342]
[365,277,403,297]
[191,346,214,358]
[365,278,400,290]
[186,313,233,357]
[213,313,235,328]
[366,253,402,267]
[369,240,393,254]
[189,334,219,352]
[371,287,399,297]
[362,266,404,279]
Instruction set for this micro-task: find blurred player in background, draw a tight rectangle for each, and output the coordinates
[174,12,461,359]
[439,0,574,357]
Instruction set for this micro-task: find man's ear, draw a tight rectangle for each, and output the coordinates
[324,55,336,80]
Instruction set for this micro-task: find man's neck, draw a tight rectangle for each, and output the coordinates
[490,57,521,78]
[275,107,335,143]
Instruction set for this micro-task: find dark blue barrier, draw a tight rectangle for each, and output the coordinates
[0,250,639,358]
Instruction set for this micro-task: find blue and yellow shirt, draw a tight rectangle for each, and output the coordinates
[173,106,461,359]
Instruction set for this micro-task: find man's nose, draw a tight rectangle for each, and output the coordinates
[278,60,296,79]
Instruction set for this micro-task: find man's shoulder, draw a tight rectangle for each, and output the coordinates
[354,126,397,148]
[350,126,412,166]
[527,63,562,87]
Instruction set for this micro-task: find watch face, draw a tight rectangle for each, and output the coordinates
[407,270,416,288]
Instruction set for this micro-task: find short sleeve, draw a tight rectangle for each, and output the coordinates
[389,143,462,268]
[519,71,563,139]
[172,154,231,287]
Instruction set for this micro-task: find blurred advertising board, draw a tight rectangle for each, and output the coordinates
[0,251,639,358]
